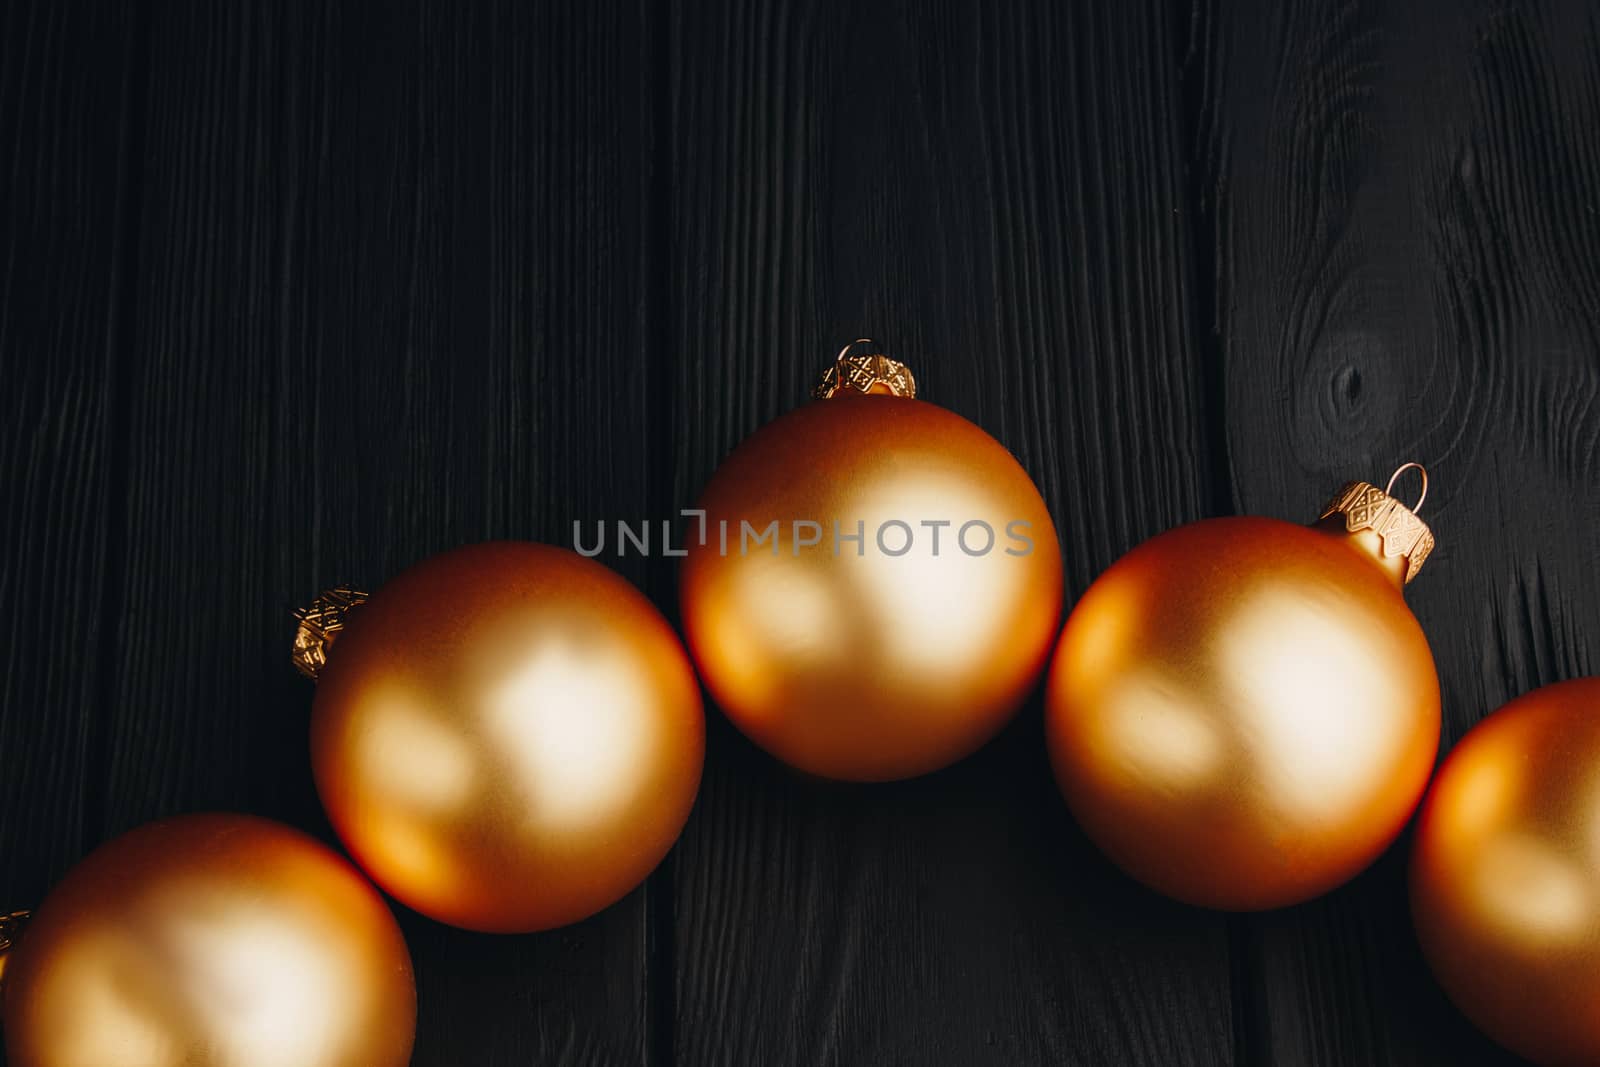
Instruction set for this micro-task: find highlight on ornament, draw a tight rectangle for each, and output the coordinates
[295,541,705,934]
[679,339,1064,782]
[1411,676,1600,1067]
[0,814,416,1067]
[1046,463,1441,910]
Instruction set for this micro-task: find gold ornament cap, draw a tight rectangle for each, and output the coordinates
[0,909,30,990]
[811,338,916,399]
[1318,462,1435,584]
[292,587,369,680]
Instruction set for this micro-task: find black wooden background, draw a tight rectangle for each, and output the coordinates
[4,0,1599,1064]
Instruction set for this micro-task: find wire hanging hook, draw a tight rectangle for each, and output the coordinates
[1385,462,1429,515]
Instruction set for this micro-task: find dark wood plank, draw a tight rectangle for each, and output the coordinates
[1187,0,1600,1061]
[664,2,1235,1063]
[0,0,138,911]
[95,1,662,1063]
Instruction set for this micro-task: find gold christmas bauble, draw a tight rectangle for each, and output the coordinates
[1411,677,1600,1067]
[679,344,1063,781]
[1046,471,1441,909]
[1,814,414,1067]
[306,541,705,933]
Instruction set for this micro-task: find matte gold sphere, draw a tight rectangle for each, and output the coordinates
[1412,677,1600,1067]
[1,814,414,1067]
[312,541,704,933]
[680,393,1063,781]
[1046,515,1440,909]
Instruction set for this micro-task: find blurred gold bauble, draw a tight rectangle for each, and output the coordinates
[1,814,414,1067]
[1412,677,1600,1067]
[1046,469,1441,909]
[679,343,1063,782]
[307,541,705,933]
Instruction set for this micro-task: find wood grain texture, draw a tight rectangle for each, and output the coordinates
[1187,0,1600,1062]
[3,0,1598,1063]
[663,2,1234,1063]
[0,0,137,908]
[90,0,661,1063]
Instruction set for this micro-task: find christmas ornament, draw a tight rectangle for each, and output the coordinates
[679,340,1063,781]
[1046,465,1441,909]
[297,541,704,933]
[1,814,414,1067]
[1412,676,1600,1067]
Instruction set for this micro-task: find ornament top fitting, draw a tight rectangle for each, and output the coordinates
[1317,462,1435,585]
[0,909,30,990]
[292,586,370,680]
[811,338,917,399]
